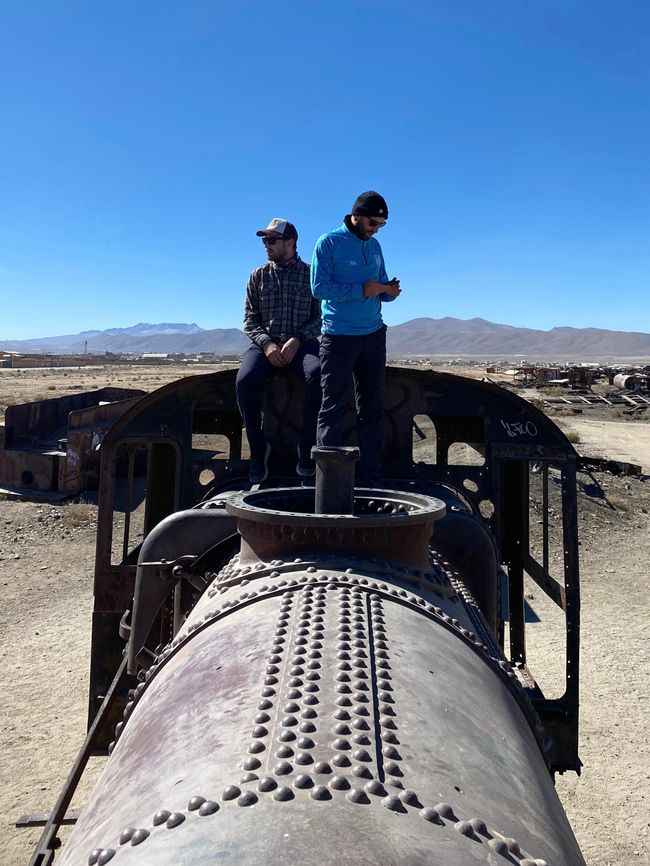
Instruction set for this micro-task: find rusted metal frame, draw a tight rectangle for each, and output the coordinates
[121,447,136,563]
[531,458,581,775]
[561,458,581,754]
[143,439,182,536]
[28,657,127,866]
[542,462,549,576]
[500,459,528,666]
[16,812,78,828]
[522,552,566,610]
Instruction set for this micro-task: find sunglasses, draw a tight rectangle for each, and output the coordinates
[262,237,284,246]
[367,218,386,228]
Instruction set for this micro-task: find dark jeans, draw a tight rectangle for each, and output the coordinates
[317,326,386,482]
[236,340,321,459]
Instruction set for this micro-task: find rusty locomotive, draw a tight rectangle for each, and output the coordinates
[30,366,586,865]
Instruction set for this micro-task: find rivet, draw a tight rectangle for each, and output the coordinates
[251,725,268,738]
[488,839,508,855]
[382,745,399,759]
[274,786,294,801]
[295,751,313,764]
[329,775,350,790]
[419,807,441,823]
[279,730,296,742]
[222,785,241,801]
[240,771,258,783]
[257,699,273,711]
[352,749,371,762]
[332,738,351,750]
[435,802,455,818]
[455,820,474,837]
[188,796,206,811]
[384,761,400,775]
[153,809,171,826]
[97,852,115,866]
[310,785,331,801]
[248,740,265,753]
[298,736,315,749]
[282,715,298,727]
[130,829,149,846]
[301,708,317,719]
[88,850,101,865]
[299,721,316,733]
[293,774,313,789]
[275,761,293,775]
[198,800,220,816]
[166,812,185,829]
[506,838,521,856]
[346,788,370,804]
[313,761,332,774]
[469,818,488,835]
[331,753,352,767]
[119,828,135,845]
[364,780,386,796]
[352,764,372,778]
[238,792,258,806]
[382,795,402,812]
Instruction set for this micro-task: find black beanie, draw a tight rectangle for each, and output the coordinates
[351,191,389,219]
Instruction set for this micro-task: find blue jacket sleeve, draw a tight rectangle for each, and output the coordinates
[311,236,365,302]
[377,248,397,304]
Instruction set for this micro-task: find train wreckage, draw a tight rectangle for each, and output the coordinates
[28,367,586,865]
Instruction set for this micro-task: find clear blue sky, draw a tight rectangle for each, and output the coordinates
[1,0,648,340]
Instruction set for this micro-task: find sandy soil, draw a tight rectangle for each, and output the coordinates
[1,364,648,865]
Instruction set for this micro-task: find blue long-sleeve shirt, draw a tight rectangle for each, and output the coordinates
[311,222,396,335]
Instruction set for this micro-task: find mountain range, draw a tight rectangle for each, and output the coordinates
[2,318,650,359]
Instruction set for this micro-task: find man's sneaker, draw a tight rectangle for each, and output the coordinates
[296,450,316,478]
[249,443,271,484]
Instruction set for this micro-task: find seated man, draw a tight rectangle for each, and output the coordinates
[236,217,322,484]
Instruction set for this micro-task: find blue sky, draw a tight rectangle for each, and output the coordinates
[1,0,648,340]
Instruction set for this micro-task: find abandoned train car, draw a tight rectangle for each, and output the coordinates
[30,367,585,865]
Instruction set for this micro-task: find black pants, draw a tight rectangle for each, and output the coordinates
[317,326,386,482]
[236,340,321,459]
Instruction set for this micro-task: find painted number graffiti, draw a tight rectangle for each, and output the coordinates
[500,419,538,438]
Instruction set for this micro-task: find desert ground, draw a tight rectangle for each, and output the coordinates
[1,363,648,866]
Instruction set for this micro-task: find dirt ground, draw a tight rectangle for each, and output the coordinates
[1,364,648,865]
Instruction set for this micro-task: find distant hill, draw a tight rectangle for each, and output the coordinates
[386,317,650,358]
[2,318,650,359]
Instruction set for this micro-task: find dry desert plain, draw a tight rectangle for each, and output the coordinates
[0,363,648,866]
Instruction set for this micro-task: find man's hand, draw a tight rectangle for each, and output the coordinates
[382,278,401,298]
[280,337,300,364]
[264,342,286,367]
[363,278,401,298]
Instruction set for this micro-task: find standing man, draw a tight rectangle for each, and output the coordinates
[311,191,400,485]
[237,217,321,484]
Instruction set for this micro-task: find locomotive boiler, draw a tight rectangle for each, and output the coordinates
[29,367,586,865]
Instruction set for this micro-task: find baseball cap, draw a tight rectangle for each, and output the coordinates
[256,218,298,241]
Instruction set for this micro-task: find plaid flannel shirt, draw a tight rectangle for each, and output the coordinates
[243,257,321,349]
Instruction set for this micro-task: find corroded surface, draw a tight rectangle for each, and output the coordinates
[59,554,584,865]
